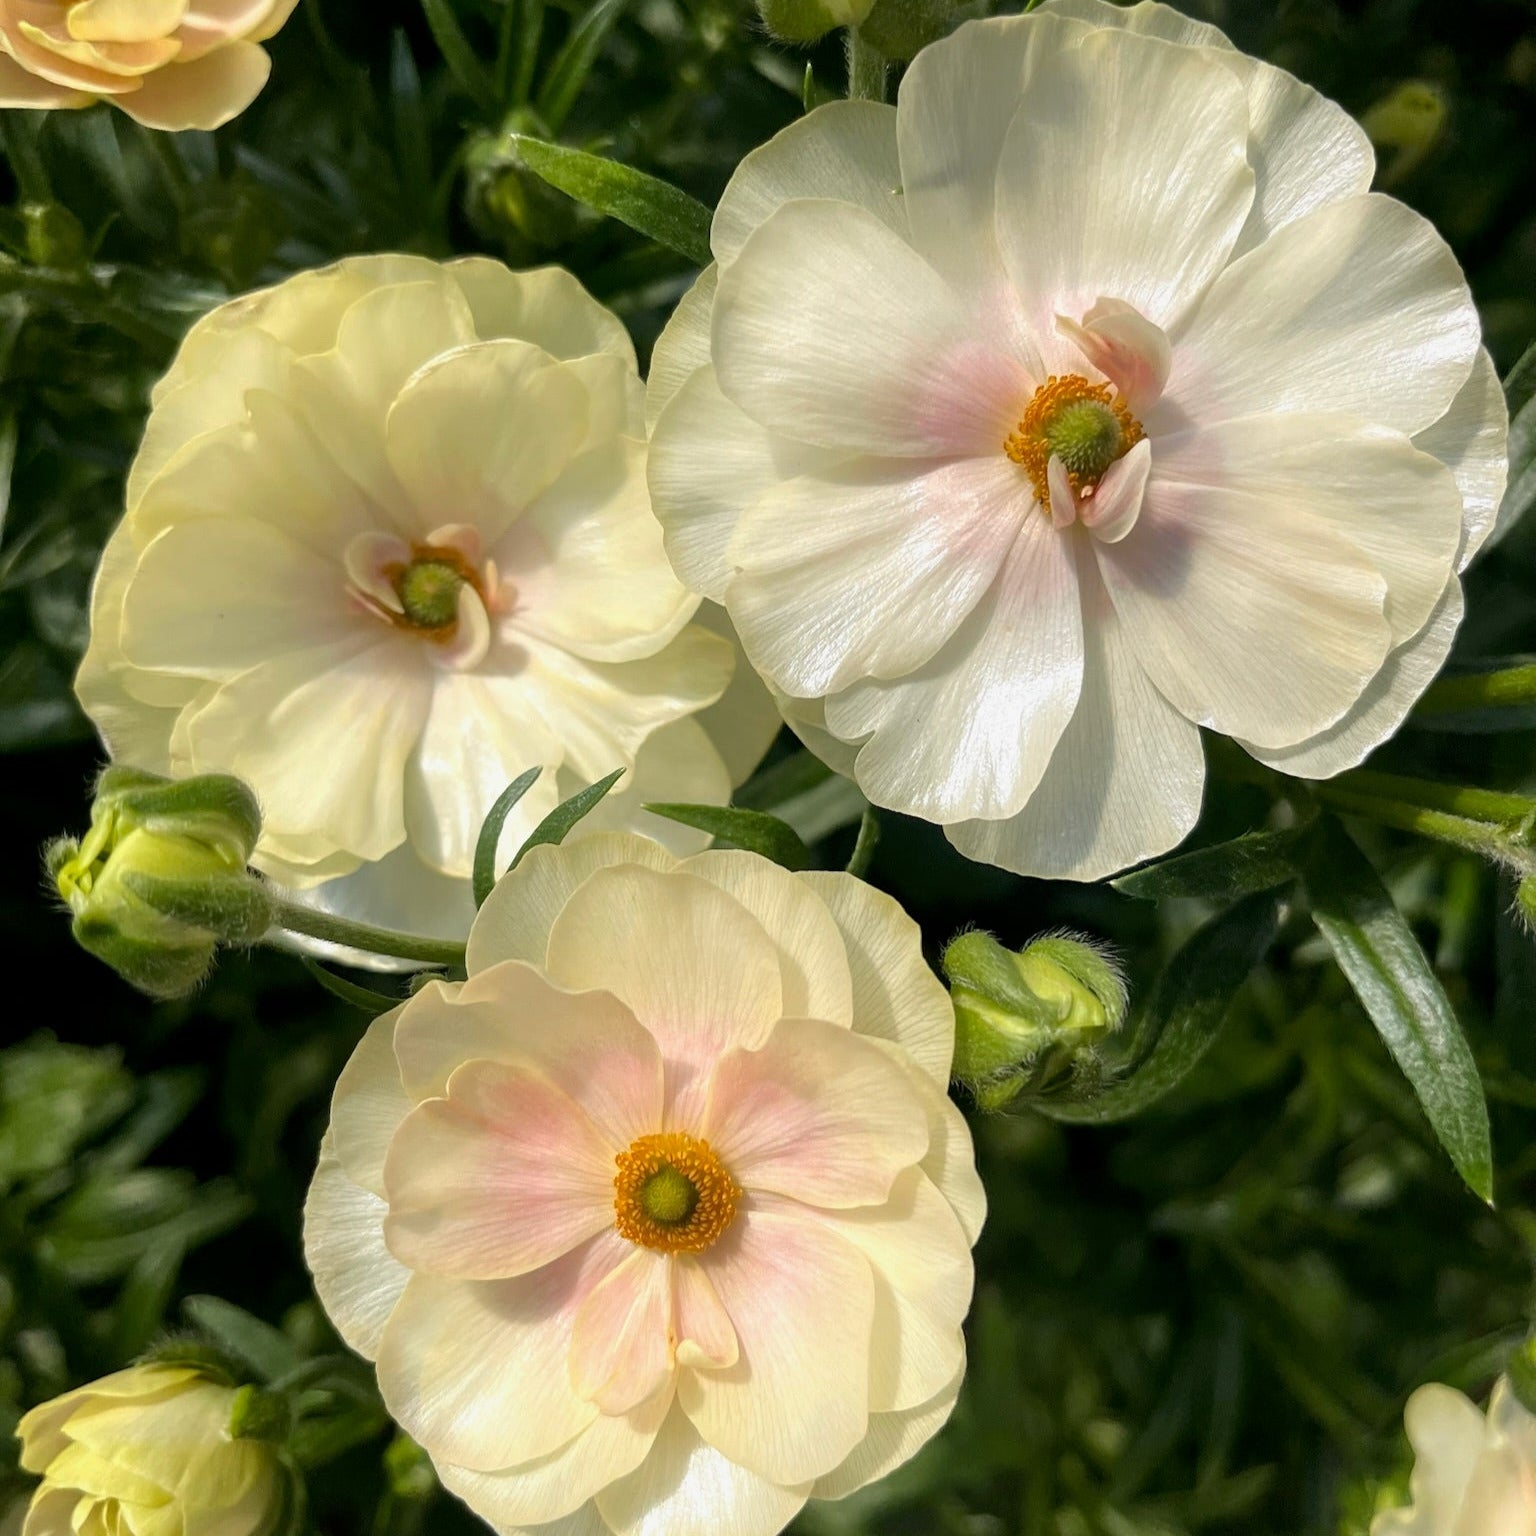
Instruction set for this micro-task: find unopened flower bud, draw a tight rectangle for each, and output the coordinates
[1359,80,1446,186]
[47,768,273,1000]
[943,929,1128,1109]
[16,1365,290,1536]
[755,0,871,45]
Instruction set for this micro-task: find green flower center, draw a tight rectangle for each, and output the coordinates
[394,558,464,631]
[638,1164,699,1226]
[1042,399,1125,480]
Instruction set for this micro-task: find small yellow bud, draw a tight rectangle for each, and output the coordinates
[16,1366,290,1536]
[47,768,273,999]
[944,929,1127,1109]
[1359,80,1447,186]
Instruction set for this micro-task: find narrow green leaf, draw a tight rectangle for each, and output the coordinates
[734,748,833,812]
[846,806,880,877]
[508,135,711,264]
[300,957,404,1017]
[511,769,625,869]
[419,0,497,111]
[1038,892,1282,1126]
[510,0,545,107]
[1113,826,1308,903]
[536,0,625,132]
[183,1295,303,1384]
[472,766,543,906]
[389,30,432,210]
[1304,817,1493,1202]
[644,803,811,870]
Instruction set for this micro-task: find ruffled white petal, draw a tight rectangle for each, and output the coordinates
[811,1368,963,1499]
[1412,348,1510,565]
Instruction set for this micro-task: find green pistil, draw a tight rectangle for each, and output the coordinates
[1043,400,1123,479]
[395,559,463,630]
[639,1164,699,1226]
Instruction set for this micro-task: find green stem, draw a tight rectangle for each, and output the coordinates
[1330,768,1536,829]
[268,900,466,968]
[845,28,886,101]
[1309,784,1536,875]
[1416,663,1536,716]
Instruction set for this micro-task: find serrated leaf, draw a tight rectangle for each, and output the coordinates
[511,769,625,870]
[472,766,542,907]
[183,1295,303,1384]
[1304,817,1493,1202]
[536,0,625,132]
[507,135,711,264]
[1113,826,1308,902]
[644,803,811,870]
[1037,891,1283,1126]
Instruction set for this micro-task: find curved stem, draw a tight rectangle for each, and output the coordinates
[845,29,886,101]
[267,899,466,968]
[1416,663,1536,717]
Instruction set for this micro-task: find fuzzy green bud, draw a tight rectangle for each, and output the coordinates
[755,0,871,45]
[943,930,1128,1110]
[47,768,273,1000]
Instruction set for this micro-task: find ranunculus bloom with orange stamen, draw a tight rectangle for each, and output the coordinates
[303,833,984,1536]
[0,0,298,130]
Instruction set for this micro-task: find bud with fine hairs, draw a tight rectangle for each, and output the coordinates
[46,768,274,1000]
[943,929,1128,1110]
[15,1364,292,1536]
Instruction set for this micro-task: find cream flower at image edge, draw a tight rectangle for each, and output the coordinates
[77,255,781,949]
[1373,1379,1536,1536]
[0,0,299,130]
[303,834,984,1536]
[647,0,1512,882]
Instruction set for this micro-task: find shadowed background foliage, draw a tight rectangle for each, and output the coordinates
[1,0,1534,1530]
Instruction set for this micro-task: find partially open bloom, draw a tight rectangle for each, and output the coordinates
[1373,1379,1536,1535]
[304,834,983,1536]
[78,256,777,948]
[16,1365,287,1536]
[648,0,1509,880]
[0,0,298,129]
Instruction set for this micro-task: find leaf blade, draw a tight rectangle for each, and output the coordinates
[644,802,811,870]
[472,766,543,907]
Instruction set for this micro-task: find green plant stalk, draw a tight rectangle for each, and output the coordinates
[267,899,466,968]
[1310,784,1536,875]
[1329,768,1536,828]
[846,28,886,101]
[1415,663,1536,715]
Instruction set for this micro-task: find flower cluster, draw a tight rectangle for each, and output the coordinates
[304,834,983,1536]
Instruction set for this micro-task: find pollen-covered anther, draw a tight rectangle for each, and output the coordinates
[613,1132,741,1253]
[1004,374,1144,515]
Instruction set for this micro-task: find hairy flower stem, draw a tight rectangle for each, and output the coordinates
[1415,663,1536,717]
[266,899,467,968]
[845,29,887,101]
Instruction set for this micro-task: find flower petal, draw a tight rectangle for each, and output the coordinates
[672,1258,737,1370]
[702,1018,929,1208]
[446,258,638,367]
[993,25,1253,340]
[794,871,954,1084]
[110,39,269,129]
[375,1233,628,1471]
[947,579,1204,879]
[725,454,1029,699]
[823,510,1084,821]
[1164,194,1480,438]
[303,1137,409,1359]
[1096,470,1392,749]
[392,962,664,1148]
[569,1248,675,1414]
[646,266,717,432]
[680,1209,874,1483]
[329,1009,412,1197]
[712,199,1029,458]
[1412,348,1510,566]
[596,1403,809,1536]
[543,866,785,1124]
[711,100,906,269]
[382,1060,617,1280]
[811,1367,963,1499]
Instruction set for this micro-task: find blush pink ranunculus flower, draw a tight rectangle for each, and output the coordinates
[304,833,984,1536]
[0,0,299,129]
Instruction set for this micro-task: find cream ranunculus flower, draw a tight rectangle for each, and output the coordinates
[16,1365,288,1536]
[647,0,1510,882]
[0,0,298,129]
[303,833,985,1536]
[1374,1379,1536,1536]
[78,255,779,949]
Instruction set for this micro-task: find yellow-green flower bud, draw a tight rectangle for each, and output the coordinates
[47,768,273,1000]
[1359,80,1446,186]
[16,1365,290,1536]
[944,929,1128,1109]
[755,0,872,46]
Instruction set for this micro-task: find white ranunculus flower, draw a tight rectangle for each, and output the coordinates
[647,0,1509,882]
[304,833,984,1536]
[1374,1379,1536,1536]
[17,1365,288,1536]
[78,255,780,949]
